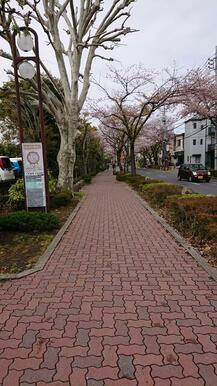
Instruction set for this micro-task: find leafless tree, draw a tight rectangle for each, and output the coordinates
[0,0,137,189]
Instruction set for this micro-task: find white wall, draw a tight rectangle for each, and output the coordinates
[184,119,206,165]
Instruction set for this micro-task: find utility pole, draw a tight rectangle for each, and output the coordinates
[208,47,217,170]
[162,107,167,169]
[214,47,217,170]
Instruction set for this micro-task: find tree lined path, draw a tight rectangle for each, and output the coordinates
[0,171,217,386]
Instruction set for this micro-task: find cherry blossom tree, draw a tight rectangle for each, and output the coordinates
[181,70,217,120]
[180,69,217,169]
[95,66,181,175]
[137,118,174,167]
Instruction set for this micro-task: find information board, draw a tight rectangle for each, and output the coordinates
[22,143,46,208]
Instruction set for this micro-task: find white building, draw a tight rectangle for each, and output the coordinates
[174,132,185,166]
[184,118,215,168]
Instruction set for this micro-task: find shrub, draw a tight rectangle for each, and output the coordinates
[128,177,161,190]
[8,179,25,209]
[0,211,59,232]
[8,173,58,209]
[210,246,217,263]
[83,175,92,184]
[166,196,217,241]
[74,191,85,199]
[165,193,204,206]
[48,171,57,194]
[116,173,163,191]
[50,191,72,208]
[116,173,131,181]
[141,183,183,207]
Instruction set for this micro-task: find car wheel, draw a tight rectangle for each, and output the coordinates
[188,176,193,182]
[206,179,210,183]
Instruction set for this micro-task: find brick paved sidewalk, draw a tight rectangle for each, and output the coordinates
[0,172,217,386]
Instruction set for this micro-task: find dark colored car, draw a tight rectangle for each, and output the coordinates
[178,164,211,183]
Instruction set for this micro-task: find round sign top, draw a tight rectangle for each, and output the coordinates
[17,33,34,52]
[18,61,36,80]
[27,151,40,165]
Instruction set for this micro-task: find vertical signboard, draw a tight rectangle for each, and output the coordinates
[22,143,46,209]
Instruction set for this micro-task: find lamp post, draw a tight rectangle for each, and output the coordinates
[11,27,49,211]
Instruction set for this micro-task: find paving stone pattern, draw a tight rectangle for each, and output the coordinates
[0,172,217,386]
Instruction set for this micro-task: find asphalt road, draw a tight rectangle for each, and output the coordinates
[137,168,217,196]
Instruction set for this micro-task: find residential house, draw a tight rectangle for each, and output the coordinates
[174,132,185,166]
[184,117,215,168]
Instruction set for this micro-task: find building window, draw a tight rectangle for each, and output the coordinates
[193,139,196,145]
[177,139,181,147]
[193,122,197,129]
[200,139,203,145]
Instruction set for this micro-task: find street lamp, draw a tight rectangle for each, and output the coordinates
[18,61,36,79]
[11,27,49,211]
[17,32,34,52]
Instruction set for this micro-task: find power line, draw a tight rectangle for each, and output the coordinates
[184,123,208,139]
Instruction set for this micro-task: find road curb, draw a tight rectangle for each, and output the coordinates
[0,195,86,281]
[129,187,217,282]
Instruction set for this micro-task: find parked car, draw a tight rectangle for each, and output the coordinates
[178,164,211,182]
[0,156,15,182]
[10,157,23,178]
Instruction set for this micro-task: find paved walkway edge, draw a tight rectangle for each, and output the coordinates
[131,187,217,282]
[0,196,86,281]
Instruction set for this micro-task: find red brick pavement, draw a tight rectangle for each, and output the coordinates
[0,171,217,386]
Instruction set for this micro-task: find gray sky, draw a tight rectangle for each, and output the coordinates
[126,0,217,72]
[1,0,217,103]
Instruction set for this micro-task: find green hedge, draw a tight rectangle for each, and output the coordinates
[50,191,72,208]
[116,173,131,181]
[0,211,59,232]
[116,173,163,191]
[83,175,92,184]
[141,183,183,207]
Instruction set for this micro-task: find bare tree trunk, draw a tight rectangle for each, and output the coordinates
[117,149,123,172]
[130,141,136,175]
[57,131,76,191]
[124,143,130,172]
[57,111,79,191]
[81,134,88,176]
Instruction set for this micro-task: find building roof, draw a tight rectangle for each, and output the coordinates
[174,132,185,138]
[184,116,204,124]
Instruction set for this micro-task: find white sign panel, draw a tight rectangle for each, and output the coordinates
[22,143,46,208]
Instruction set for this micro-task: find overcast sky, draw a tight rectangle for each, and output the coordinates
[1,0,217,131]
[122,0,217,72]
